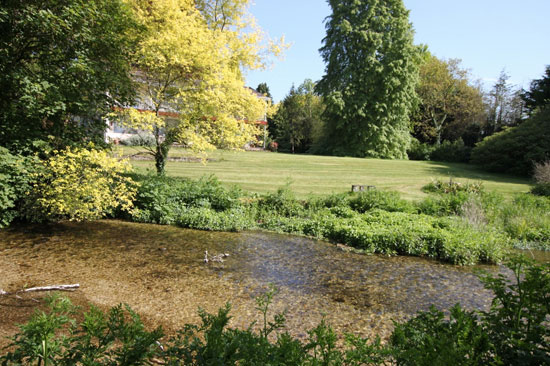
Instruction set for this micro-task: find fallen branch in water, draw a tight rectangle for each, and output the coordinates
[0,284,80,296]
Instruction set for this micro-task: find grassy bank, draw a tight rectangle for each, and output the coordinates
[120,147,531,200]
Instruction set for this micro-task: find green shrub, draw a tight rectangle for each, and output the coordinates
[305,192,351,210]
[391,258,550,365]
[178,175,243,211]
[0,148,37,228]
[131,175,245,226]
[0,289,387,366]
[407,138,435,161]
[430,139,472,163]
[391,305,493,365]
[175,207,254,232]
[348,189,415,213]
[479,257,550,365]
[258,208,507,265]
[487,193,550,247]
[471,107,550,176]
[257,185,305,217]
[417,191,473,216]
[0,294,162,366]
[423,178,484,195]
[531,183,550,196]
[130,175,186,224]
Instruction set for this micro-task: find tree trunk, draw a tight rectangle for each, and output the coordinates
[155,142,170,175]
[432,114,447,145]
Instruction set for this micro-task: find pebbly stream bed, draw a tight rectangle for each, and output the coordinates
[0,220,534,344]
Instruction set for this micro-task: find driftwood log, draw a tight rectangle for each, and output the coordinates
[0,284,80,296]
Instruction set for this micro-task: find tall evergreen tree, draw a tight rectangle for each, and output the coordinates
[522,65,550,116]
[316,0,418,158]
[256,82,272,98]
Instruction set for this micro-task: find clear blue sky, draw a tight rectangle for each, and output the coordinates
[245,0,550,102]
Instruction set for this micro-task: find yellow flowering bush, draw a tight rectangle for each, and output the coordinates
[27,147,138,222]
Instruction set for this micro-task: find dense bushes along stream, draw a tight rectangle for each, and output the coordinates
[2,258,549,365]
[124,175,549,265]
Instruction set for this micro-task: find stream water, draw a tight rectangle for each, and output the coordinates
[0,220,535,340]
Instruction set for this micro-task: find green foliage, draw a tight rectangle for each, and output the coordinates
[0,148,38,228]
[407,138,435,161]
[126,177,510,264]
[470,107,550,176]
[422,178,484,195]
[0,0,139,149]
[531,183,550,197]
[130,174,252,231]
[413,55,485,146]
[407,139,472,163]
[391,305,494,365]
[316,0,418,158]
[478,257,550,365]
[390,258,550,365]
[430,139,472,163]
[256,82,272,98]
[174,207,254,232]
[271,80,325,154]
[348,190,415,213]
[417,192,473,216]
[257,185,306,217]
[522,65,550,116]
[0,290,388,366]
[487,194,550,247]
[1,294,163,366]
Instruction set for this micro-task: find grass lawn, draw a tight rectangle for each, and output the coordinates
[120,146,531,200]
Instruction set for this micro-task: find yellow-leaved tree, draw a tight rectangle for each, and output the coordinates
[118,0,285,174]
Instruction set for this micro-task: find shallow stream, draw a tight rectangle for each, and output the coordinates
[0,220,531,340]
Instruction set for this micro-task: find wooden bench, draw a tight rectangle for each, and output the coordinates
[351,185,376,192]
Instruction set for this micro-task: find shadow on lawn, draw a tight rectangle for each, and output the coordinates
[422,160,531,186]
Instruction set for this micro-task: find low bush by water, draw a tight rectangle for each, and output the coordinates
[125,175,521,265]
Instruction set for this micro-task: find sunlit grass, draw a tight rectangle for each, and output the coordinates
[120,146,531,200]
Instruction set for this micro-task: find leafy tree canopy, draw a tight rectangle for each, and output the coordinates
[0,0,140,150]
[316,0,419,159]
[413,55,485,145]
[118,0,285,174]
[270,79,325,153]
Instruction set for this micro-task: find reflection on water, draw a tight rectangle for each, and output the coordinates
[0,220,507,340]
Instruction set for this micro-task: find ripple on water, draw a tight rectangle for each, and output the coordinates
[0,220,503,341]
